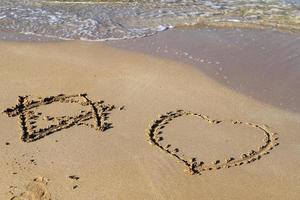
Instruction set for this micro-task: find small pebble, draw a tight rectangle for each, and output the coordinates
[69,175,80,181]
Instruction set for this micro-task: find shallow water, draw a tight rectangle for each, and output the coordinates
[0,0,299,41]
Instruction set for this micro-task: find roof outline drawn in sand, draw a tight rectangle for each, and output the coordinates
[146,110,280,175]
[3,94,125,143]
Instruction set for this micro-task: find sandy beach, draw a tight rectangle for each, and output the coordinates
[0,38,299,199]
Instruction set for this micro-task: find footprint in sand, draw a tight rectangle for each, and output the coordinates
[11,177,51,200]
[3,94,125,143]
[146,110,279,175]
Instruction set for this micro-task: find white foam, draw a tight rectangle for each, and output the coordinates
[0,0,298,41]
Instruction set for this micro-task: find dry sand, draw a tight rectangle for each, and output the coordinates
[0,40,299,200]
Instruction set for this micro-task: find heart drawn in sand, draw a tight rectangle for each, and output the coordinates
[3,94,123,143]
[146,110,279,175]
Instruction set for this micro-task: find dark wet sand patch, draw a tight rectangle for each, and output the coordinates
[107,28,300,113]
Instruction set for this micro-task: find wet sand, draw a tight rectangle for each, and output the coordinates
[107,28,300,114]
[0,40,299,200]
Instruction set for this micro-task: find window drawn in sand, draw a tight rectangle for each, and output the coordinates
[146,110,280,175]
[3,94,125,143]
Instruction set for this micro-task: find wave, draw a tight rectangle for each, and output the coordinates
[0,0,299,41]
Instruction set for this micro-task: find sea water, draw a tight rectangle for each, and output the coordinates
[0,0,299,41]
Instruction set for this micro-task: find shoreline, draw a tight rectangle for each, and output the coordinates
[2,27,298,114]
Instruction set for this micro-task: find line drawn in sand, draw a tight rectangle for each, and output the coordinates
[146,110,280,175]
[3,94,125,143]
